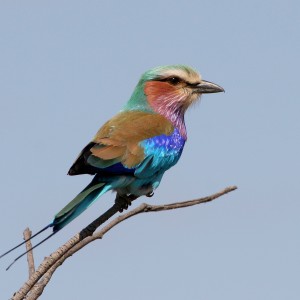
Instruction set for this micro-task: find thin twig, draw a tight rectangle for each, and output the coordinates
[23,228,35,278]
[12,202,132,300]
[13,185,237,300]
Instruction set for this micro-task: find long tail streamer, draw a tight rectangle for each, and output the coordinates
[0,224,54,270]
[5,230,57,271]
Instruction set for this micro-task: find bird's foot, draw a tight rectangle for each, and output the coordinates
[115,194,138,213]
[146,191,154,197]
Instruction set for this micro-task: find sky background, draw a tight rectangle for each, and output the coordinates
[0,1,299,299]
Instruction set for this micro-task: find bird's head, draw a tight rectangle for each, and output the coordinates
[124,65,224,136]
[144,65,224,113]
[126,65,223,112]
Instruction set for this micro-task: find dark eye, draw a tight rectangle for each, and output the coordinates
[167,76,181,85]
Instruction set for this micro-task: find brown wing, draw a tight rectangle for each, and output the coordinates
[68,111,174,176]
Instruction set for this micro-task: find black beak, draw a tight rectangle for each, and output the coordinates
[193,80,224,94]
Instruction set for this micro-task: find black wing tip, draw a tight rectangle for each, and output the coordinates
[68,168,76,176]
[68,142,98,176]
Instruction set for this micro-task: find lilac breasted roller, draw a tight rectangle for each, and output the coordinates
[1,65,224,267]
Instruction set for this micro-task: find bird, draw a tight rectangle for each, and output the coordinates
[0,65,224,268]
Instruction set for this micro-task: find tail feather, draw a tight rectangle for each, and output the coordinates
[1,176,111,269]
[5,231,57,271]
[52,179,111,232]
[0,224,51,260]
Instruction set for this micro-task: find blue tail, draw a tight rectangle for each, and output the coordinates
[0,176,111,270]
[52,177,111,232]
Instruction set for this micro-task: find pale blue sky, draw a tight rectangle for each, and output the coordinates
[0,1,299,299]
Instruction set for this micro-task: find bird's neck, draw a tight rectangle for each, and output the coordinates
[123,80,154,113]
[144,81,188,139]
[123,81,187,139]
[154,103,187,139]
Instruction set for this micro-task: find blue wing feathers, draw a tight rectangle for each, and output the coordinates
[101,163,135,175]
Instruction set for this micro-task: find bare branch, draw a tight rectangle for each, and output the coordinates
[13,185,237,300]
[23,228,35,278]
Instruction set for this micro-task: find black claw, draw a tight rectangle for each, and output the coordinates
[146,191,154,197]
[115,194,137,212]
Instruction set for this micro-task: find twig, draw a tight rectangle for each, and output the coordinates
[13,185,237,300]
[12,201,133,300]
[23,228,35,278]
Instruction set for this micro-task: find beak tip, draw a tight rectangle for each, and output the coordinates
[211,83,225,94]
[214,86,225,93]
[195,80,225,94]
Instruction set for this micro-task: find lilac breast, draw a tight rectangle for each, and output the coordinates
[141,128,186,171]
[147,128,185,153]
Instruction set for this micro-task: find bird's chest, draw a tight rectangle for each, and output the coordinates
[122,128,186,195]
[147,128,185,152]
[142,128,186,168]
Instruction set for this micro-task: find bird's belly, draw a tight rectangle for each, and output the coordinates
[113,173,164,197]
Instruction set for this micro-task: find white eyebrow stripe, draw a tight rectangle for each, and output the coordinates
[159,69,201,83]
